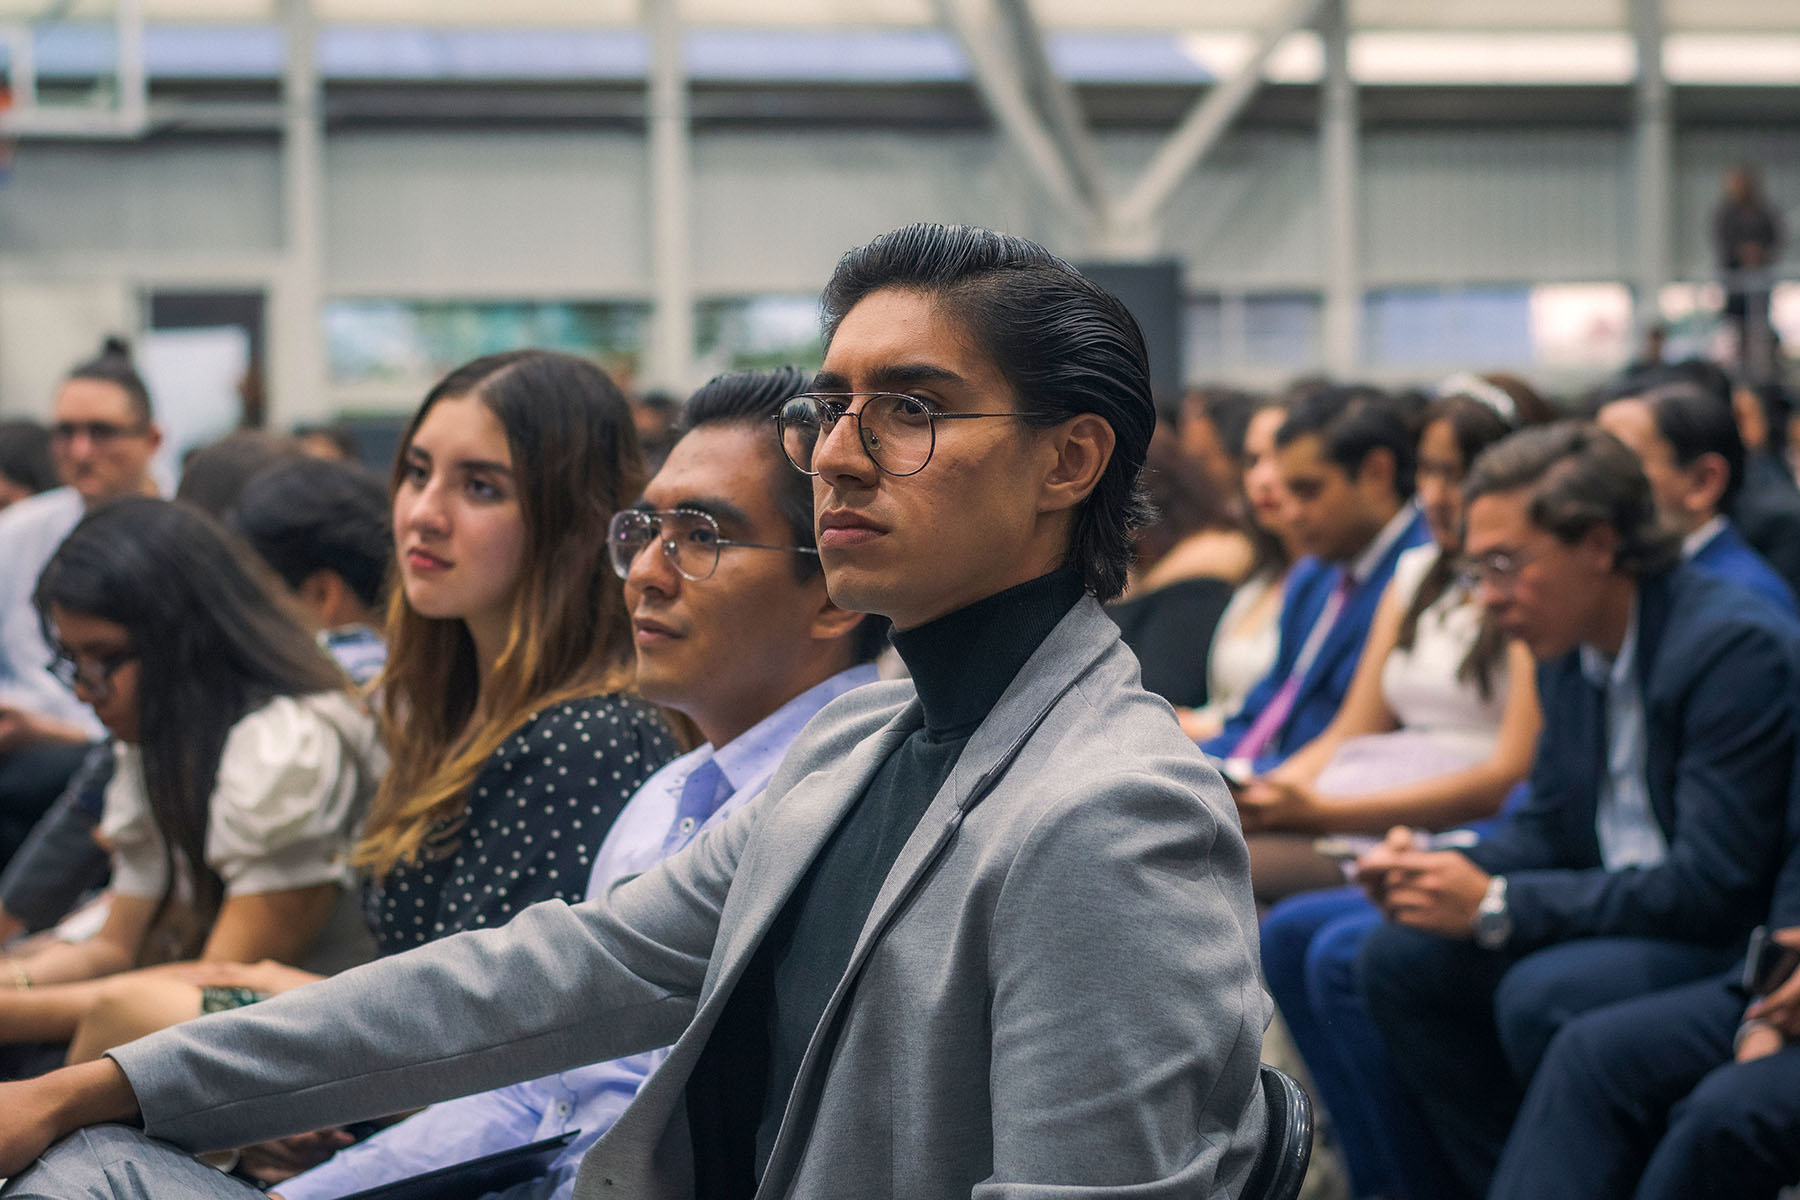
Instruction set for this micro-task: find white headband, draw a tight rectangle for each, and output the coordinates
[1438,373,1518,425]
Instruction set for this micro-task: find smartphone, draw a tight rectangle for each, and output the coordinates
[1202,754,1253,790]
[1312,836,1373,862]
[1742,925,1800,997]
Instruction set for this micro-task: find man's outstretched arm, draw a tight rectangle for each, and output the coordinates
[0,1059,141,1177]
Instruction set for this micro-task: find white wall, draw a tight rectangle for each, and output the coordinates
[0,116,1797,417]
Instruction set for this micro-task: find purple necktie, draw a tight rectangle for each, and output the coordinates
[1231,572,1355,761]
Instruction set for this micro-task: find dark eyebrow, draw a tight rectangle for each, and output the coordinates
[403,445,513,477]
[671,497,755,532]
[809,363,967,394]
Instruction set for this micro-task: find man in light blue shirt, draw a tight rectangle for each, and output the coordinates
[269,366,886,1200]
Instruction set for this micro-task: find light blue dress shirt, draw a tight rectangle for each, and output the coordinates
[276,664,880,1200]
[1578,596,1667,871]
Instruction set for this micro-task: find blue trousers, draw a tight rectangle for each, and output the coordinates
[1360,925,1737,1200]
[1262,888,1453,1200]
[1492,973,1800,1200]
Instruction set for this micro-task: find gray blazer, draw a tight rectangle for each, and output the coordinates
[112,597,1270,1198]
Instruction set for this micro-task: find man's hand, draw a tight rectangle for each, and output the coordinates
[175,959,323,997]
[0,1060,141,1178]
[1235,777,1319,834]
[1747,927,1800,1038]
[1353,826,1420,907]
[236,1129,356,1184]
[1736,1020,1785,1064]
[1357,827,1491,938]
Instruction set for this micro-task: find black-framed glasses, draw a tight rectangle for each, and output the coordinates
[608,507,820,582]
[776,392,1019,478]
[1457,547,1541,593]
[46,645,138,702]
[49,420,149,446]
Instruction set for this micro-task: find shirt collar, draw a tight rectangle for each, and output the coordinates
[1580,590,1639,691]
[1681,515,1728,561]
[1349,502,1420,585]
[706,663,883,795]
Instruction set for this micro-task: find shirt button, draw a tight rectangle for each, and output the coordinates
[558,1101,572,1117]
[679,817,696,835]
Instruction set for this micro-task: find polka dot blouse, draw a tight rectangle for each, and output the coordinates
[364,693,677,954]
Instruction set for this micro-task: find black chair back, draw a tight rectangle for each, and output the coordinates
[1239,1063,1314,1200]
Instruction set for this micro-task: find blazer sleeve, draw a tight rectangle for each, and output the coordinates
[980,769,1268,1197]
[109,791,766,1154]
[1498,622,1798,951]
[1462,665,1585,877]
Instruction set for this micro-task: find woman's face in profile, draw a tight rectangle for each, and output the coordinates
[392,394,528,633]
[49,605,141,743]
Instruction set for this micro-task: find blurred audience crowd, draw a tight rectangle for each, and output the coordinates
[2,273,1800,1199]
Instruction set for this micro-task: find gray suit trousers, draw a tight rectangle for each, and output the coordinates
[5,1126,260,1199]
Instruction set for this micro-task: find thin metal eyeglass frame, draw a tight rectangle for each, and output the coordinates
[1455,546,1542,594]
[776,392,1019,478]
[607,507,820,582]
[46,646,138,703]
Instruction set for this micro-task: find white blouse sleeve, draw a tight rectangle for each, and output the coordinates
[97,742,168,899]
[206,692,381,898]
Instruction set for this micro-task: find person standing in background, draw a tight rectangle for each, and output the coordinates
[1712,163,1785,380]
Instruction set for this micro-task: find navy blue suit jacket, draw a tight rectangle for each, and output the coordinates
[1465,566,1800,952]
[1689,520,1797,615]
[1203,507,1431,772]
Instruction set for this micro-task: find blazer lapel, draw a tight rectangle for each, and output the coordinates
[701,703,920,996]
[753,598,1120,1194]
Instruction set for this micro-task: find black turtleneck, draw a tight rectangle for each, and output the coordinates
[684,568,1086,1197]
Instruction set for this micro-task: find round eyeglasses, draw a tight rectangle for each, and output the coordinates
[46,645,138,703]
[776,392,1019,478]
[608,507,820,582]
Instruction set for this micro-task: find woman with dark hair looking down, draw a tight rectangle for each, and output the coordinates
[0,498,381,1073]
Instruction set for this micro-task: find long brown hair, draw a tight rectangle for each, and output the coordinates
[355,350,644,877]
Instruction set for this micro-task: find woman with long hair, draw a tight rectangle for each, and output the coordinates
[26,351,678,1085]
[0,498,382,1070]
[1177,392,1303,741]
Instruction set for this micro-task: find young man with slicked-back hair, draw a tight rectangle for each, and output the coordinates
[0,225,1267,1200]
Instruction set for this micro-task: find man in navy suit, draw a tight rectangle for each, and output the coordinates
[1202,386,1429,773]
[1490,771,1800,1199]
[1354,423,1800,1200]
[1597,379,1797,614]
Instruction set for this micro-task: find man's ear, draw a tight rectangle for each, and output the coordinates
[1686,452,1731,516]
[1355,446,1397,497]
[1578,520,1621,573]
[1039,414,1115,516]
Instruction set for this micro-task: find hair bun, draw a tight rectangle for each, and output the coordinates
[99,335,133,360]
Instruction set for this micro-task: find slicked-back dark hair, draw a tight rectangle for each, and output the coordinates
[819,223,1154,601]
[67,336,154,424]
[1464,421,1680,578]
[231,457,393,612]
[1275,384,1417,500]
[679,366,890,664]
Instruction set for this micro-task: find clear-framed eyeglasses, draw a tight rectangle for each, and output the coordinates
[607,507,820,582]
[46,644,138,703]
[1457,547,1541,594]
[776,392,1019,478]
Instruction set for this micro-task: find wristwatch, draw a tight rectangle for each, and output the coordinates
[1472,875,1512,950]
